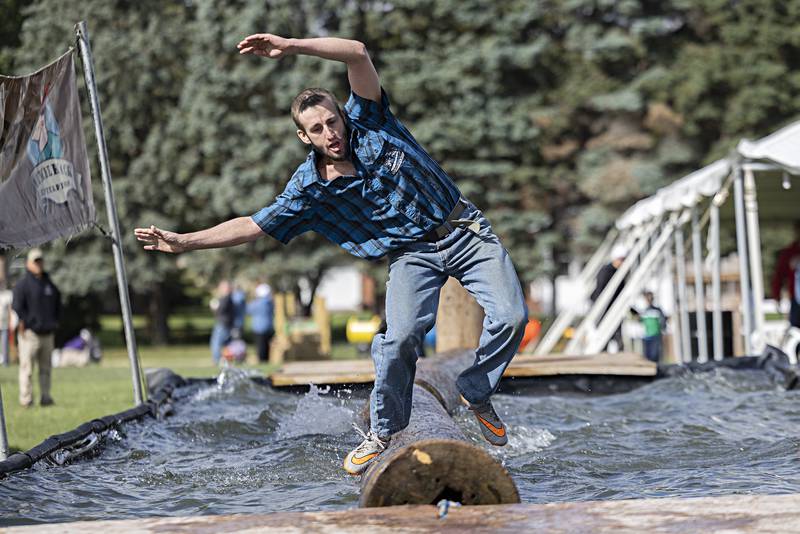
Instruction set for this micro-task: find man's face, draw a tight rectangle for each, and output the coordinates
[296,99,348,161]
[27,258,43,276]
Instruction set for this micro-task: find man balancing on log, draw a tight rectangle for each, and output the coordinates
[135,33,528,474]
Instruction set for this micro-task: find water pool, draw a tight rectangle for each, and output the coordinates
[2,367,799,526]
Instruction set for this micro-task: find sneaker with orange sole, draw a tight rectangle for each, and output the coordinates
[343,424,389,475]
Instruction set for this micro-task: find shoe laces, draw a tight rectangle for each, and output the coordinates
[351,423,387,451]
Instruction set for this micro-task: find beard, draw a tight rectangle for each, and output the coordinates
[312,140,349,162]
[311,122,350,162]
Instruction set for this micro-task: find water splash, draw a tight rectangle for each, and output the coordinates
[191,367,260,402]
[504,426,556,455]
[276,384,355,439]
[216,366,260,390]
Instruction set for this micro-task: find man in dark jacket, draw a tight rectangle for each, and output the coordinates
[12,248,61,407]
[591,245,627,352]
[771,220,800,328]
[210,280,236,365]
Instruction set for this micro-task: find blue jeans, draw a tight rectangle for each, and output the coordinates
[369,203,527,438]
[210,324,231,365]
[643,335,662,363]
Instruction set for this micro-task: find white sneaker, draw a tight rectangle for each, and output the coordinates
[343,424,389,475]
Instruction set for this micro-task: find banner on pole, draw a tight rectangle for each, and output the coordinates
[0,51,95,249]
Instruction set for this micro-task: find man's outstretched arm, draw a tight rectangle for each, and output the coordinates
[134,216,263,254]
[237,34,381,103]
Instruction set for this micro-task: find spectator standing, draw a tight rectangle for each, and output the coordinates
[210,280,235,365]
[247,282,275,362]
[12,248,61,407]
[771,220,800,328]
[231,284,247,336]
[591,245,627,352]
[637,291,667,363]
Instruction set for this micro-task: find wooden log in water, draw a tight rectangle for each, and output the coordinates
[359,375,518,507]
[357,349,474,427]
[359,385,518,507]
[414,349,475,413]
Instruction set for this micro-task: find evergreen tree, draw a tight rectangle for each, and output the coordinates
[7,0,800,334]
[12,0,192,342]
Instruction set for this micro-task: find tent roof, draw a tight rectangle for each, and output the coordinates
[615,118,800,230]
[616,159,729,229]
[738,120,800,175]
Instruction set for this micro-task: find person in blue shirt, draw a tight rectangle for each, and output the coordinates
[247,282,275,362]
[231,284,247,335]
[135,34,527,474]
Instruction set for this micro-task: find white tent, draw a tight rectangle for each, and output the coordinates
[616,159,731,230]
[534,119,800,361]
[738,120,800,174]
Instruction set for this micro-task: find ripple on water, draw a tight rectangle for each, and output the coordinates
[1,367,799,524]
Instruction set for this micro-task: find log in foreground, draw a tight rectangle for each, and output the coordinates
[359,349,519,508]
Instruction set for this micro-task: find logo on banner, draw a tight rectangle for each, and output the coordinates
[26,86,82,213]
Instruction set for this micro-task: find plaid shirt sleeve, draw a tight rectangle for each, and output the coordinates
[251,178,313,244]
[344,88,394,128]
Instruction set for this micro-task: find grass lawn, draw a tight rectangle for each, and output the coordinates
[0,307,368,454]
[0,344,278,453]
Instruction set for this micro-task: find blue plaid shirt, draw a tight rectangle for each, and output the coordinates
[251,89,463,260]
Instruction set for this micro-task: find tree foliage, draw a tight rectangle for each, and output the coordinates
[4,0,800,336]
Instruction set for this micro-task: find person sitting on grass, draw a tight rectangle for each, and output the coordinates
[135,33,527,474]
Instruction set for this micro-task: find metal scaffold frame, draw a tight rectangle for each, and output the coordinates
[534,119,800,361]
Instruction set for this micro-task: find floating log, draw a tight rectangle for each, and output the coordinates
[356,349,475,426]
[359,350,519,508]
[414,349,474,413]
[359,385,519,507]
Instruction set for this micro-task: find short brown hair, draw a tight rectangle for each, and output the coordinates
[291,88,344,130]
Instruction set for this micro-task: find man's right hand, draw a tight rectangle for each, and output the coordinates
[134,225,186,253]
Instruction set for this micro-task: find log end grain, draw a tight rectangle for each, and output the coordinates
[359,438,520,508]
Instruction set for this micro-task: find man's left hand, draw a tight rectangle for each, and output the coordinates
[237,33,294,58]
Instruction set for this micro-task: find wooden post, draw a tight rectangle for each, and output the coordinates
[286,292,297,318]
[269,293,288,365]
[359,350,519,508]
[436,278,483,353]
[312,296,331,356]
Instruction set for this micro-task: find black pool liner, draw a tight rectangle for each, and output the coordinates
[657,345,800,390]
[0,369,214,479]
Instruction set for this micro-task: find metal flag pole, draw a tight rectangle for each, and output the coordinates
[691,206,709,363]
[0,260,8,458]
[75,21,145,405]
[0,382,8,460]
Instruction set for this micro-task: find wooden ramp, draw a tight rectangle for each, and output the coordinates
[269,352,656,387]
[9,493,800,533]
